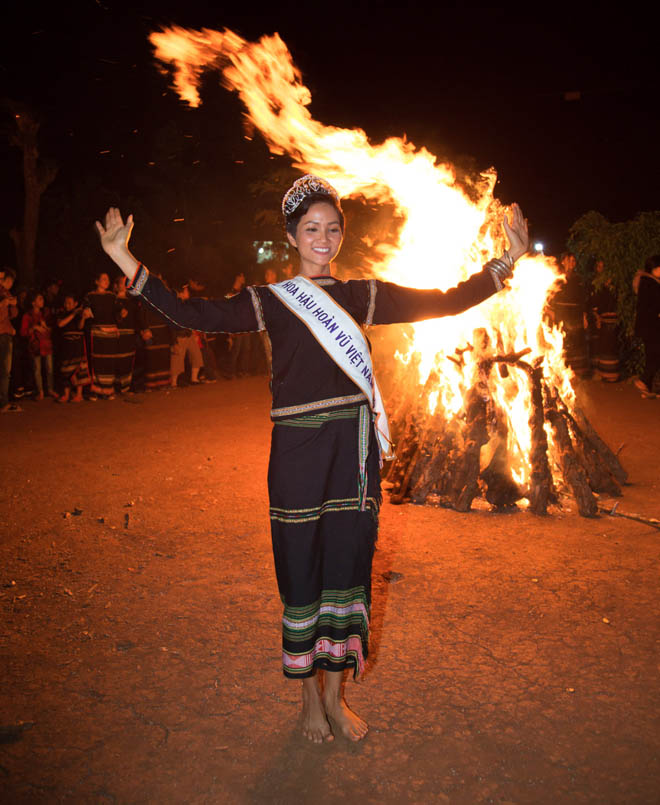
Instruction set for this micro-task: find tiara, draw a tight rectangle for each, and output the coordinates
[281,174,341,217]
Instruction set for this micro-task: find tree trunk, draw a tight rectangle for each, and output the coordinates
[8,103,58,285]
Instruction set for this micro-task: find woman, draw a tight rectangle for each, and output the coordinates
[84,271,119,399]
[590,259,620,382]
[96,175,528,743]
[20,291,55,400]
[632,255,660,397]
[56,293,92,402]
[113,275,139,393]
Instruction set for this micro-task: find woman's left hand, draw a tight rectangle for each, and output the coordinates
[503,203,529,263]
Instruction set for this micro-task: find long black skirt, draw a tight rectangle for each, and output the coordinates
[594,315,620,382]
[116,329,136,392]
[144,323,171,389]
[59,332,91,387]
[89,325,119,395]
[268,404,381,679]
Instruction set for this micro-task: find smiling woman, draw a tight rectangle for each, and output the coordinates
[95,173,528,744]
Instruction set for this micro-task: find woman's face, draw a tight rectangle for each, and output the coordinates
[96,273,110,290]
[34,294,44,309]
[287,202,343,273]
[63,296,77,311]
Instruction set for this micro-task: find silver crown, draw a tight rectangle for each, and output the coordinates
[281,174,341,217]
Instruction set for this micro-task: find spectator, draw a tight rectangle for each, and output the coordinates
[139,301,171,391]
[0,268,21,412]
[225,272,251,378]
[113,275,139,393]
[170,284,203,386]
[551,252,589,377]
[20,291,55,400]
[9,285,31,400]
[56,292,92,402]
[84,271,119,400]
[590,259,620,382]
[632,255,660,397]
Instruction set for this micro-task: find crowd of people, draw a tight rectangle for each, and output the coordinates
[0,265,281,413]
[2,251,659,413]
[549,252,660,396]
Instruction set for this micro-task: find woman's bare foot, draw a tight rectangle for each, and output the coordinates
[301,677,334,744]
[322,670,368,742]
[323,695,368,742]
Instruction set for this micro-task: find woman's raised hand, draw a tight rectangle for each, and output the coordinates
[503,203,529,263]
[95,208,139,279]
[95,208,133,256]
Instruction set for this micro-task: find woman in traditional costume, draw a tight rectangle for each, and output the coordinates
[96,176,529,743]
[56,293,92,402]
[84,271,119,399]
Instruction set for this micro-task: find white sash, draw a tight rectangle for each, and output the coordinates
[269,275,394,460]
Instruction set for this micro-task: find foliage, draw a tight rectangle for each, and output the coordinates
[568,210,660,374]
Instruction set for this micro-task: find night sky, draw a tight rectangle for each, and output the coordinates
[2,2,657,283]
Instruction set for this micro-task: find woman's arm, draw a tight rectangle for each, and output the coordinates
[95,208,261,333]
[371,204,529,325]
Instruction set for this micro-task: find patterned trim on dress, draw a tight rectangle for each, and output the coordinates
[365,278,377,326]
[274,407,360,428]
[128,265,149,296]
[247,286,266,331]
[270,496,379,524]
[271,392,366,418]
[282,586,369,677]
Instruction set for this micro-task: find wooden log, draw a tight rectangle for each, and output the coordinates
[451,384,489,512]
[409,412,458,503]
[515,359,556,515]
[544,385,598,517]
[563,410,622,496]
[479,403,524,509]
[572,404,628,485]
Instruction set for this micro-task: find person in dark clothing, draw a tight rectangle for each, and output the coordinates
[590,259,620,382]
[56,293,92,402]
[113,275,140,393]
[551,252,589,376]
[95,176,529,744]
[84,271,119,399]
[632,255,660,397]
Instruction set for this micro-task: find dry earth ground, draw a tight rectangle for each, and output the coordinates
[1,378,659,803]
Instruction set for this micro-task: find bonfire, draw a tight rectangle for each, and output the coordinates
[149,25,627,518]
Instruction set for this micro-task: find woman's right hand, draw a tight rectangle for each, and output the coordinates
[95,208,140,279]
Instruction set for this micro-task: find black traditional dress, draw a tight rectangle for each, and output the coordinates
[57,311,91,388]
[115,294,139,392]
[84,290,119,396]
[128,266,498,678]
[590,284,620,382]
[552,272,588,376]
[139,304,172,390]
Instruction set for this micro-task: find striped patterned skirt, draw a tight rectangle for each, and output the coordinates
[144,323,171,389]
[116,328,136,392]
[59,332,90,386]
[594,314,620,382]
[268,404,381,679]
[89,325,119,394]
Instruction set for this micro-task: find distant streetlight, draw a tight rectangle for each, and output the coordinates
[534,242,544,253]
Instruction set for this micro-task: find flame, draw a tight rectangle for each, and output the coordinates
[150,25,574,494]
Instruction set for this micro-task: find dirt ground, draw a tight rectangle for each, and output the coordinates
[1,377,659,804]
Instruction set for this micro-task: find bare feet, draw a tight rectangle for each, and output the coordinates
[323,694,368,742]
[301,677,333,744]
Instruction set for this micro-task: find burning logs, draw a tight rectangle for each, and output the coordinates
[384,331,627,518]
